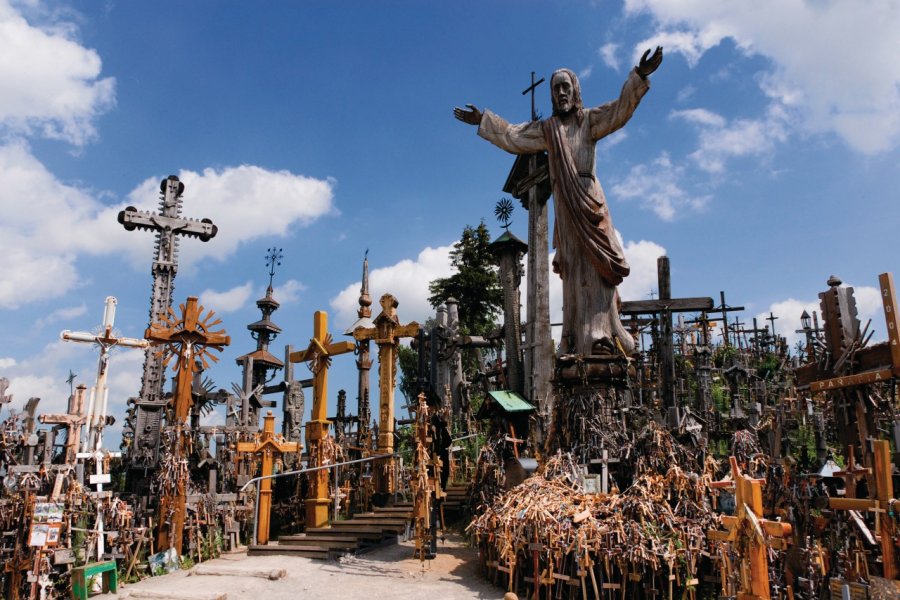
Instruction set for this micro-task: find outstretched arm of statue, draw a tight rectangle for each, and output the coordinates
[637,46,663,79]
[453,104,483,126]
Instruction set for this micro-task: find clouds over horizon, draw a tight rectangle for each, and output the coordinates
[625,0,900,154]
[0,0,115,146]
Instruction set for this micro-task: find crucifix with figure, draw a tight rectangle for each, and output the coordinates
[118,175,218,470]
[290,310,355,528]
[353,294,419,496]
[145,296,230,554]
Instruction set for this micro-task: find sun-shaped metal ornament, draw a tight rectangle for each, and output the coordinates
[495,198,514,231]
[146,298,230,375]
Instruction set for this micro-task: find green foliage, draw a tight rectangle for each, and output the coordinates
[756,352,781,380]
[712,345,737,368]
[428,221,502,337]
[397,344,419,404]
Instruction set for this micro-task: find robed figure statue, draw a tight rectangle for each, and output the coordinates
[455,47,663,357]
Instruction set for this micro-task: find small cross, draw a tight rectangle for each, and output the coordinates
[521,71,545,121]
[65,370,77,398]
[766,311,779,338]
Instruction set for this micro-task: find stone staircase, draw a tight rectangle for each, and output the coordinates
[248,503,413,559]
[442,483,472,515]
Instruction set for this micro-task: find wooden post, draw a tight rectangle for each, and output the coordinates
[236,411,299,545]
[290,311,355,528]
[146,297,230,554]
[353,294,419,495]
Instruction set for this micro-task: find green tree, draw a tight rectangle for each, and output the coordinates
[428,221,502,337]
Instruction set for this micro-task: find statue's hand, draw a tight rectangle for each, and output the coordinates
[637,46,663,79]
[453,104,483,126]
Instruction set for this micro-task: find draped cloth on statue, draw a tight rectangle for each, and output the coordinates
[477,69,649,355]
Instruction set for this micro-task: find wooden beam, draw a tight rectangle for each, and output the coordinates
[620,297,714,315]
[809,368,893,392]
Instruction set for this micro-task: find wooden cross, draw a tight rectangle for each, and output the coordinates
[834,444,872,499]
[38,384,87,464]
[830,440,897,579]
[60,296,149,452]
[290,310,355,528]
[521,71,545,121]
[709,456,793,600]
[236,410,299,545]
[589,448,620,494]
[353,293,420,494]
[711,291,746,349]
[145,296,230,554]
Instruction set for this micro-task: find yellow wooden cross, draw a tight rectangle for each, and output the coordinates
[236,411,299,545]
[352,294,419,495]
[145,296,230,554]
[290,310,355,528]
[710,456,793,600]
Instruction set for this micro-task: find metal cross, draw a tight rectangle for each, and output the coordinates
[265,246,283,288]
[521,71,545,121]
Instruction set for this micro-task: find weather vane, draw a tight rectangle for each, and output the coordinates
[494,198,514,231]
[265,247,283,288]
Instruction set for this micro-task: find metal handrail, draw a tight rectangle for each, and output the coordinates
[240,452,399,545]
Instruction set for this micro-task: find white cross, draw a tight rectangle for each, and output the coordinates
[61,296,148,452]
[76,447,121,559]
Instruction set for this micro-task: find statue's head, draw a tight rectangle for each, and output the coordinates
[551,68,583,117]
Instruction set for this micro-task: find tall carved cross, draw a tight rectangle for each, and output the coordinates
[710,456,793,600]
[118,176,218,466]
[290,310,355,528]
[236,410,299,545]
[353,294,420,495]
[61,296,149,452]
[521,71,545,122]
[145,296,230,554]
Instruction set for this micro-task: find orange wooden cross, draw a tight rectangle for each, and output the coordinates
[710,456,793,600]
[237,410,299,545]
[830,440,897,579]
[290,310,355,528]
[145,296,230,554]
[352,294,419,495]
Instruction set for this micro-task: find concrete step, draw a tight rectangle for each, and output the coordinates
[248,543,329,559]
[329,522,406,534]
[306,526,392,541]
[347,514,411,524]
[278,534,362,551]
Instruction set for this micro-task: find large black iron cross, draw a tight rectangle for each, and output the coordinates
[521,71,545,121]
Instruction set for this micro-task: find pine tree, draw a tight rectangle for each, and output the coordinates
[427,221,502,337]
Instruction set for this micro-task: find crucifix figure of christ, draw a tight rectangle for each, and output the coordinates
[236,411,299,545]
[710,456,793,600]
[145,296,230,554]
[60,296,150,453]
[455,47,663,357]
[118,175,218,467]
[290,310,355,528]
[353,294,420,495]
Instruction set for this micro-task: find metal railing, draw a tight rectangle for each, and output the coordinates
[240,452,398,545]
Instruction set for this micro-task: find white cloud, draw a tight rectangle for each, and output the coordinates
[199,281,254,313]
[330,245,454,330]
[274,279,306,304]
[120,166,337,268]
[578,65,594,80]
[672,106,788,172]
[611,152,710,220]
[619,239,667,301]
[625,0,900,153]
[0,0,115,145]
[0,146,336,308]
[598,43,620,71]
[0,357,15,368]
[35,303,87,329]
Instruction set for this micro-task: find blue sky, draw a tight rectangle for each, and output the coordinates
[1,0,898,444]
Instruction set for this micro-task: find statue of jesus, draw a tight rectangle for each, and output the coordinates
[455,48,663,357]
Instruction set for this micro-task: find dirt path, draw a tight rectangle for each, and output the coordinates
[98,534,504,600]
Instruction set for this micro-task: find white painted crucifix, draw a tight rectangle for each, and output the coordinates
[60,296,149,452]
